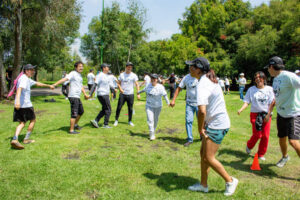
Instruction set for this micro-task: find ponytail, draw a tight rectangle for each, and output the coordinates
[206,69,218,84]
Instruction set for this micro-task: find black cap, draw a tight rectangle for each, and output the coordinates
[126,62,134,67]
[23,64,36,70]
[100,63,111,69]
[150,73,159,79]
[264,56,284,69]
[185,57,210,72]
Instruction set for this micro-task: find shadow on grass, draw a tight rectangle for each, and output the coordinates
[218,148,300,181]
[143,172,199,192]
[158,136,201,145]
[128,130,149,139]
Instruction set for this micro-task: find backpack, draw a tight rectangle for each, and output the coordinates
[7,71,24,99]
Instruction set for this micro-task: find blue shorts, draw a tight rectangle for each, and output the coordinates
[205,127,229,144]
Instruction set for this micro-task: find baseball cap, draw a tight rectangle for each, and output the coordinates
[23,64,36,70]
[126,62,134,67]
[100,63,111,69]
[295,70,300,74]
[240,73,244,76]
[150,73,159,79]
[264,56,284,69]
[185,57,210,72]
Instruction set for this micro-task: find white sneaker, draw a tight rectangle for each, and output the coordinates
[90,120,99,128]
[65,97,68,100]
[150,132,156,141]
[258,156,266,161]
[188,183,209,193]
[113,120,118,126]
[276,156,290,168]
[128,121,134,127]
[246,146,251,154]
[102,125,112,129]
[224,177,238,196]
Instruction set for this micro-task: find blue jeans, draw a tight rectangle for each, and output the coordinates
[239,86,245,100]
[185,104,198,142]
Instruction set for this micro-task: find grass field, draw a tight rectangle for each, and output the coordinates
[0,90,299,200]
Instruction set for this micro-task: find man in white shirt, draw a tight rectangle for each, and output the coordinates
[53,61,89,134]
[225,76,230,94]
[140,72,151,88]
[266,56,300,167]
[170,67,199,147]
[114,62,140,127]
[87,69,95,91]
[11,64,54,149]
[236,73,247,100]
[108,71,118,101]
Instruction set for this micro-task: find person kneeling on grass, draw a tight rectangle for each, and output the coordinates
[11,64,54,150]
[52,61,89,134]
[138,74,170,140]
[187,57,238,196]
[237,71,275,161]
[90,63,115,128]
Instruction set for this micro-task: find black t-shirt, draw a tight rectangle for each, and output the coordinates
[169,76,176,84]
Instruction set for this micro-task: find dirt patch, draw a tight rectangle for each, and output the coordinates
[1,100,14,105]
[151,143,161,149]
[170,146,179,151]
[0,110,5,113]
[156,128,180,135]
[86,190,99,199]
[63,151,80,160]
[101,146,112,149]
[136,145,143,148]
[35,110,47,115]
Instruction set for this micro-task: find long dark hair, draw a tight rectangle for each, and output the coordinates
[205,69,218,84]
[254,71,267,86]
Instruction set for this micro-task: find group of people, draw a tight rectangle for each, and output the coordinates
[9,56,300,196]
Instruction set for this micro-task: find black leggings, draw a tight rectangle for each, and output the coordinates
[62,84,69,97]
[95,95,111,125]
[115,93,134,122]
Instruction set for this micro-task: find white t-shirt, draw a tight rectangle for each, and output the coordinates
[108,74,118,88]
[238,77,246,87]
[272,70,300,117]
[95,72,113,96]
[225,78,230,86]
[118,72,138,95]
[66,71,83,98]
[179,74,198,106]
[197,75,230,129]
[140,83,169,108]
[144,75,151,87]
[15,74,36,108]
[87,73,95,85]
[218,79,225,87]
[244,86,275,113]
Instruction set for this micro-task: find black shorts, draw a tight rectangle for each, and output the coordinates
[277,114,300,140]
[88,84,93,91]
[225,85,230,90]
[69,97,84,118]
[13,107,36,122]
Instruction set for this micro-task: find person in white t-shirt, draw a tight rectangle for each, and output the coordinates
[237,71,275,161]
[140,72,151,88]
[186,57,238,196]
[138,74,170,140]
[218,78,225,93]
[89,63,115,128]
[53,61,89,134]
[61,72,70,100]
[114,62,140,127]
[236,73,247,100]
[11,64,54,150]
[87,69,95,91]
[225,76,230,94]
[170,69,199,147]
[266,56,300,167]
[108,71,118,101]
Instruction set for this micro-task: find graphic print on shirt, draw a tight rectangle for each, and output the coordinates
[272,79,281,97]
[254,90,269,104]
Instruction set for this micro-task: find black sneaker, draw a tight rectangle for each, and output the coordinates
[69,130,80,134]
[74,125,82,130]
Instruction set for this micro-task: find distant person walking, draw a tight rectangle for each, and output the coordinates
[140,72,151,88]
[225,76,230,94]
[237,71,275,161]
[61,72,70,100]
[87,69,95,91]
[167,73,177,99]
[218,78,225,93]
[108,71,118,101]
[266,56,300,167]
[236,73,246,100]
[186,57,238,196]
[138,74,169,140]
[10,64,54,149]
[114,62,140,127]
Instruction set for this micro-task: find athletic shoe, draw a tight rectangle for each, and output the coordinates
[102,125,112,129]
[258,156,266,161]
[246,146,251,154]
[23,139,35,144]
[224,177,238,196]
[128,121,135,127]
[74,125,82,130]
[114,120,118,126]
[276,156,290,168]
[188,183,209,193]
[11,140,24,150]
[90,120,99,128]
[184,141,193,147]
[150,135,156,141]
[65,97,68,100]
[69,131,80,134]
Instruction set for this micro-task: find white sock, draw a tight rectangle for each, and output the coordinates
[24,132,32,140]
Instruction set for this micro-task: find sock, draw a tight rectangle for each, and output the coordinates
[24,132,32,140]
[13,135,18,140]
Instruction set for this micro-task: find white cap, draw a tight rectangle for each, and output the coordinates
[295,70,300,74]
[240,73,244,76]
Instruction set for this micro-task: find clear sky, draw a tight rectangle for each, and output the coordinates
[71,0,269,61]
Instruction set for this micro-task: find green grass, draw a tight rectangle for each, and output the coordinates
[0,90,299,200]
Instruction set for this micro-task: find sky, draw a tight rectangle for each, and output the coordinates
[71,0,270,62]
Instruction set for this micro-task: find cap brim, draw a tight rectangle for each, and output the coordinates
[264,65,269,69]
[185,61,194,66]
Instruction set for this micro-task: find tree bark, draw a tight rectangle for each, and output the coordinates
[127,42,132,62]
[0,49,8,99]
[12,0,23,84]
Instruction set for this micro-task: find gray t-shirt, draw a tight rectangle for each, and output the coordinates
[139,83,169,108]
[66,71,83,98]
[179,74,198,106]
[118,72,138,95]
[15,74,36,108]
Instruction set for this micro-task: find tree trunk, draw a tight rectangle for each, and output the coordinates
[12,0,22,83]
[0,49,8,99]
[127,42,132,62]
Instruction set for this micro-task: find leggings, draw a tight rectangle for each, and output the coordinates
[95,95,111,125]
[115,93,134,122]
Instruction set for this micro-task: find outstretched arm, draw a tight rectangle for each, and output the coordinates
[237,102,249,115]
[264,100,275,122]
[135,81,141,100]
[53,78,68,87]
[36,82,54,90]
[170,87,182,107]
[163,94,170,105]
[81,86,89,99]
